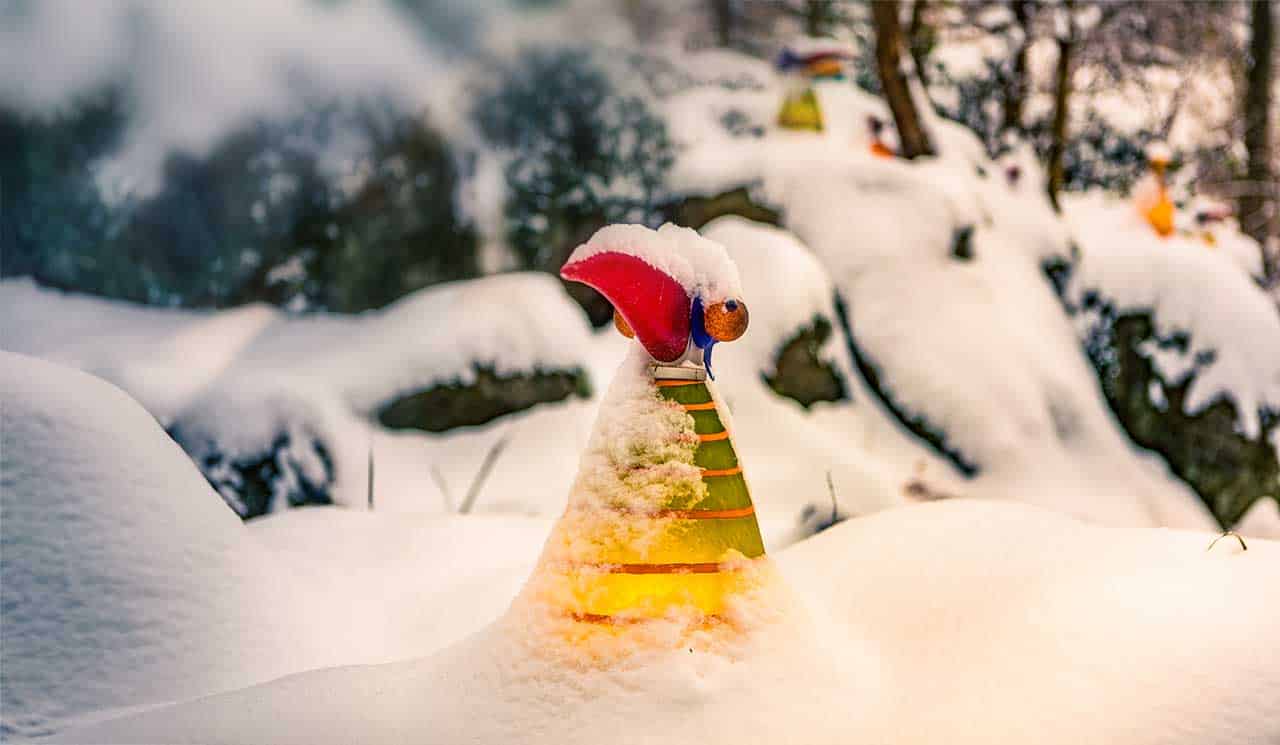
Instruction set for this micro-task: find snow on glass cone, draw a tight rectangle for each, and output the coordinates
[511,224,777,645]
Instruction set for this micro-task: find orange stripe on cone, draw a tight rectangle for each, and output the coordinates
[569,504,753,520]
[655,380,700,388]
[655,505,754,520]
[698,430,729,442]
[682,401,716,411]
[701,466,743,478]
[557,561,728,575]
[569,611,727,626]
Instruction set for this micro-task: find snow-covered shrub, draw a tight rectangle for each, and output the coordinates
[1025,110,1162,194]
[665,187,781,231]
[930,57,1009,156]
[763,316,849,407]
[167,383,343,519]
[837,292,981,477]
[703,217,853,408]
[1077,300,1279,526]
[472,47,675,276]
[377,364,590,433]
[1065,196,1280,526]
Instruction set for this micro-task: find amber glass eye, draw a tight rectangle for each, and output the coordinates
[614,309,635,339]
[704,299,748,342]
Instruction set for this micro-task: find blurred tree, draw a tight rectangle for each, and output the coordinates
[710,0,735,47]
[872,0,934,159]
[1241,0,1275,283]
[473,47,674,324]
[806,0,837,38]
[0,89,133,298]
[291,109,480,312]
[1046,0,1075,211]
[907,0,934,88]
[1001,0,1033,135]
[105,102,477,312]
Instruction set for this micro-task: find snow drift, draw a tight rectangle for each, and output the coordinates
[0,352,325,737]
[66,498,1280,745]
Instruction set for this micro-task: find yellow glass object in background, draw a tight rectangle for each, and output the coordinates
[1146,196,1175,238]
[777,89,823,132]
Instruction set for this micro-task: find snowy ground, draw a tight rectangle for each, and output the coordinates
[4,47,1279,739]
[6,346,1279,745]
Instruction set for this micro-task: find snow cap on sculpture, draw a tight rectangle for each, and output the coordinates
[562,223,749,377]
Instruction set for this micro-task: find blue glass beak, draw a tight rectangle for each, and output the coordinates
[690,296,718,380]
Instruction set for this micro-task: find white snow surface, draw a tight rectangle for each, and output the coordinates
[0,350,557,736]
[0,352,325,737]
[67,500,1280,745]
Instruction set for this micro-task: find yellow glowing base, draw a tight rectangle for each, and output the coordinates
[551,561,761,619]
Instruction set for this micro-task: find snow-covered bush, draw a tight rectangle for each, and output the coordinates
[929,57,1010,156]
[1025,110,1163,194]
[0,273,598,518]
[762,316,849,407]
[377,364,590,433]
[1065,197,1280,526]
[167,384,341,519]
[1078,302,1279,526]
[703,217,851,409]
[472,47,675,276]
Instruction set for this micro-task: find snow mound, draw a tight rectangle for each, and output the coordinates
[245,508,549,664]
[0,274,594,513]
[702,215,848,378]
[0,352,324,737]
[702,216,942,523]
[0,272,592,420]
[69,501,1280,745]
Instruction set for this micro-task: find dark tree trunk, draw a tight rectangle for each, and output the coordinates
[806,0,835,38]
[1046,0,1074,212]
[1242,0,1276,281]
[908,0,932,87]
[710,0,734,48]
[872,0,935,159]
[1002,0,1033,134]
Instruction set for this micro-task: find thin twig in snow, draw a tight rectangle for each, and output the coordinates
[825,469,839,527]
[366,435,375,511]
[458,433,511,515]
[430,463,454,512]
